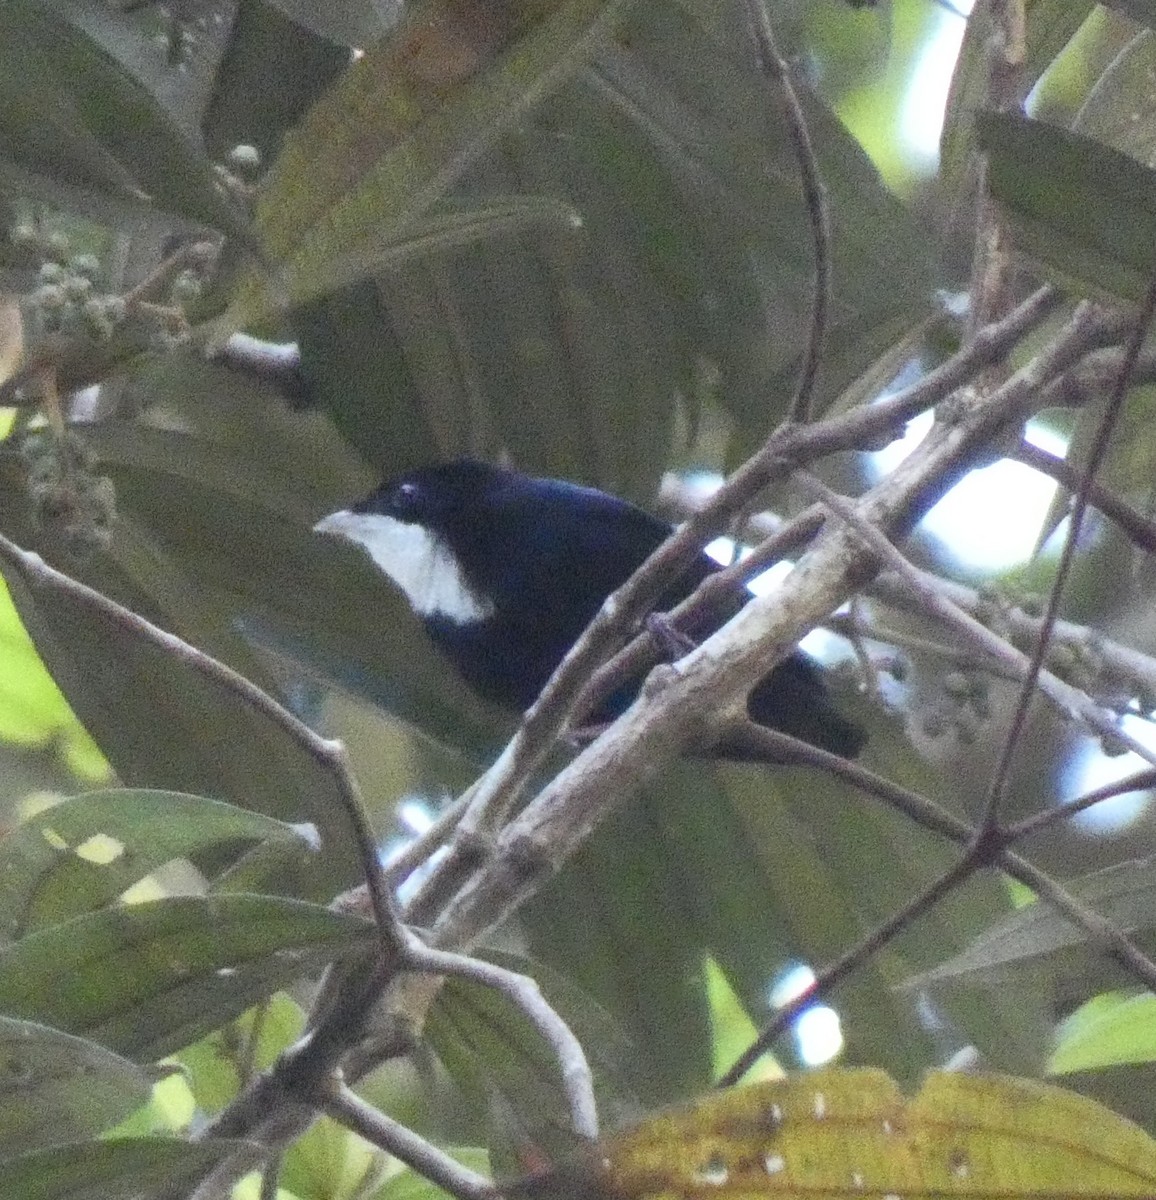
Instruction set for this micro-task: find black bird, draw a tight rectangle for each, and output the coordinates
[314,459,863,757]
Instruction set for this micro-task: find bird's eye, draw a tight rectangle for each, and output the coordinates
[391,480,421,513]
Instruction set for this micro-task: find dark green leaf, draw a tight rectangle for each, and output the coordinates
[1075,28,1156,164]
[0,1136,247,1200]
[224,0,636,329]
[1105,0,1156,28]
[177,992,306,1114]
[0,0,252,238]
[978,110,1156,302]
[202,0,349,163]
[427,949,636,1166]
[0,789,316,937]
[911,858,1156,989]
[0,1015,151,1154]
[0,470,369,900]
[938,0,1096,216]
[0,894,375,1059]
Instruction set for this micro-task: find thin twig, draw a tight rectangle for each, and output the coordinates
[792,472,1156,766]
[720,753,1156,1086]
[1007,769,1156,842]
[383,792,470,889]
[719,853,979,1085]
[985,284,1156,829]
[0,533,406,960]
[1012,438,1156,555]
[121,239,217,307]
[870,565,1156,711]
[259,1154,283,1200]
[322,1084,494,1200]
[401,935,598,1140]
[1004,851,1156,990]
[744,0,829,422]
[175,1143,270,1200]
[715,722,974,846]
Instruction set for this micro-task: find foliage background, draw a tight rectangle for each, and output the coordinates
[3,1,1156,1198]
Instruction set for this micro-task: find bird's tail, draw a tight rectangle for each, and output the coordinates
[746,652,865,758]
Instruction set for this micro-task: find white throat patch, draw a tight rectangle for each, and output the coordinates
[313,510,495,625]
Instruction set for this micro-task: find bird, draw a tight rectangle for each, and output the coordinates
[313,459,863,757]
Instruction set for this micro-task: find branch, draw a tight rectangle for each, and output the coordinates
[401,935,598,1140]
[1007,769,1156,842]
[744,0,829,423]
[793,471,1156,767]
[869,566,1156,719]
[426,305,1125,954]
[323,1085,494,1200]
[1012,438,1156,555]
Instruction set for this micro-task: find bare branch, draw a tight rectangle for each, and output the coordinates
[984,283,1156,827]
[322,1084,494,1200]
[1012,437,1156,555]
[1008,769,1156,842]
[402,935,598,1140]
[743,0,829,423]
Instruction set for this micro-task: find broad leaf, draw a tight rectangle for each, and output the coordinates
[0,0,251,237]
[978,110,1156,302]
[1051,992,1156,1074]
[908,858,1156,989]
[0,1015,152,1155]
[0,478,368,901]
[0,788,316,937]
[0,894,375,1059]
[223,0,636,329]
[0,1136,249,1200]
[938,0,1096,219]
[524,1069,1156,1199]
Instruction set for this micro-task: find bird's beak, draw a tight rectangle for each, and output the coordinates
[313,509,356,537]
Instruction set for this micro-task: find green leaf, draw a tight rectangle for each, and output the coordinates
[274,194,585,303]
[909,859,1156,989]
[938,0,1096,216]
[1075,28,1156,164]
[1051,992,1156,1074]
[74,416,508,758]
[427,948,637,1166]
[575,1069,1156,1199]
[0,894,375,1059]
[223,0,637,329]
[0,1015,152,1154]
[977,110,1156,302]
[0,1136,247,1200]
[202,0,349,165]
[0,491,368,901]
[178,992,307,1115]
[0,0,251,239]
[0,789,316,937]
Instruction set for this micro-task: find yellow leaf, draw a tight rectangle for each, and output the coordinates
[519,1069,1156,1199]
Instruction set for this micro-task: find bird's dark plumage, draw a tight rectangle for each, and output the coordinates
[315,460,863,757]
